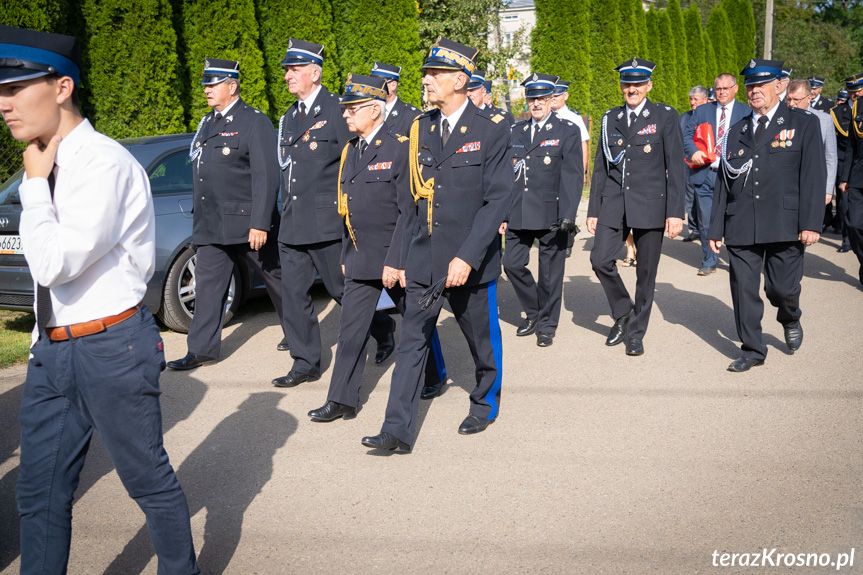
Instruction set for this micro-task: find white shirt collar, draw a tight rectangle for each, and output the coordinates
[625,99,648,124]
[531,111,552,132]
[362,122,384,148]
[54,119,92,171]
[385,98,397,115]
[441,97,470,132]
[300,84,323,113]
[752,100,781,129]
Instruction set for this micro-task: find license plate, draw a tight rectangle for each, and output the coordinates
[0,235,23,255]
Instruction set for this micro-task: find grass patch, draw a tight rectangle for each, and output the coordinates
[0,309,33,368]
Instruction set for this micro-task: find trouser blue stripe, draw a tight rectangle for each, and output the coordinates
[484,279,503,419]
[429,328,446,381]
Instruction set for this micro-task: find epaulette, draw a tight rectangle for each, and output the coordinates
[491,114,505,124]
[396,134,409,143]
[665,105,672,111]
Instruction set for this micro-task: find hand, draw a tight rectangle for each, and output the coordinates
[709,239,722,254]
[799,230,820,247]
[23,136,62,180]
[586,217,598,235]
[665,217,683,239]
[446,257,472,288]
[550,218,575,233]
[825,194,833,206]
[248,228,267,250]
[382,265,400,289]
[499,221,507,234]
[838,182,848,193]
[341,264,345,276]
[397,269,406,288]
[691,150,708,164]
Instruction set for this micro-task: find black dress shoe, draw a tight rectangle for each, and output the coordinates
[605,309,633,346]
[682,234,700,242]
[361,432,410,451]
[277,338,290,351]
[625,338,644,356]
[727,357,765,372]
[166,353,217,371]
[272,370,317,388]
[784,324,803,352]
[420,380,444,400]
[536,332,554,347]
[308,401,356,422]
[516,316,538,337]
[838,246,850,253]
[374,332,395,364]
[458,414,492,435]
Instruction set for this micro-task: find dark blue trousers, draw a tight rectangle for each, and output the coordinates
[17,308,199,575]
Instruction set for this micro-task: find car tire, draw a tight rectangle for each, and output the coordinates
[157,246,242,333]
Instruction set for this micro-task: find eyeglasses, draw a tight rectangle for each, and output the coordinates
[785,95,810,104]
[340,103,376,115]
[714,86,735,92]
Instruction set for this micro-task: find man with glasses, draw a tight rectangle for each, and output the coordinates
[680,85,709,242]
[683,73,748,276]
[272,38,394,388]
[708,59,825,372]
[504,72,582,347]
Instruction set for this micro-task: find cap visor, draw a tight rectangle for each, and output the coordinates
[340,94,376,105]
[0,69,50,85]
[422,57,463,71]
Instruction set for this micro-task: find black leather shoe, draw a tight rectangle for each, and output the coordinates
[838,246,850,253]
[727,357,764,372]
[272,370,317,388]
[784,324,803,352]
[625,338,644,356]
[374,332,395,364]
[605,310,633,346]
[682,234,700,243]
[361,432,410,451]
[458,414,492,435]
[277,338,290,351]
[516,317,538,337]
[420,380,444,400]
[536,332,554,347]
[308,401,356,422]
[167,353,217,371]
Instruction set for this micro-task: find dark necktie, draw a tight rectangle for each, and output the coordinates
[532,123,540,143]
[36,171,56,335]
[299,102,306,125]
[215,111,222,121]
[441,119,450,148]
[629,111,637,127]
[755,115,768,145]
[359,140,368,158]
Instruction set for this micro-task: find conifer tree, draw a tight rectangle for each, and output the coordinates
[723,0,756,72]
[531,0,590,111]
[683,3,707,92]
[82,0,185,139]
[178,0,269,128]
[706,6,737,79]
[257,0,341,118]
[589,0,622,142]
[652,9,680,110]
[335,0,423,107]
[633,0,648,57]
[618,0,642,63]
[667,0,690,103]
[704,33,719,89]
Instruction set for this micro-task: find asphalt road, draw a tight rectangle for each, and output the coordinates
[1,223,861,574]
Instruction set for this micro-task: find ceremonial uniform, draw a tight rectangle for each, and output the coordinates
[832,100,853,250]
[370,60,422,137]
[588,68,685,354]
[709,60,826,367]
[504,73,582,344]
[172,59,285,367]
[839,77,863,283]
[809,77,835,113]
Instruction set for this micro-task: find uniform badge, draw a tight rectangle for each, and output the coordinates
[523,125,529,132]
[225,115,233,124]
[786,141,792,147]
[631,57,638,67]
[617,111,624,120]
[545,124,552,131]
[771,141,780,148]
[313,105,321,115]
[375,139,381,146]
[195,141,200,148]
[543,156,551,165]
[738,149,744,156]
[776,116,785,126]
[302,132,310,142]
[222,147,230,156]
[460,125,467,133]
[617,139,623,146]
[644,144,652,154]
[292,109,297,118]
[749,59,756,69]
[431,124,436,132]
[392,109,399,116]
[643,109,650,118]
[310,142,318,150]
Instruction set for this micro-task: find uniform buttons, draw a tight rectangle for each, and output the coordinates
[627,145,631,148]
[291,178,296,183]
[434,203,440,208]
[555,196,559,200]
[201,196,205,200]
[524,187,529,192]
[755,195,760,199]
[755,168,758,172]
[349,196,353,201]
[199,178,203,182]
[626,186,630,190]
[464,160,469,164]
[349,212,353,217]
[754,154,759,159]
[350,179,355,184]
[437,166,441,171]
[526,155,531,159]
[437,185,441,189]
[292,195,297,200]
[333,201,337,205]
[755,182,759,186]
[434,222,439,227]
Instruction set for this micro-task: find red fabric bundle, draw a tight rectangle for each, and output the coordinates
[684,123,717,168]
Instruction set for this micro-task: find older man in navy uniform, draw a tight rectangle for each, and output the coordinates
[586,57,685,357]
[833,75,861,254]
[306,74,447,422]
[168,58,286,370]
[361,38,512,451]
[838,72,863,285]
[708,59,826,372]
[369,61,420,137]
[504,72,582,347]
[272,39,394,388]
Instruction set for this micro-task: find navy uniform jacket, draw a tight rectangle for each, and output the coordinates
[708,102,826,245]
[277,86,353,245]
[339,129,409,280]
[490,105,515,128]
[402,102,513,286]
[840,100,863,187]
[191,99,279,245]
[832,102,852,178]
[587,99,685,229]
[384,97,421,138]
[811,95,835,113]
[509,112,583,230]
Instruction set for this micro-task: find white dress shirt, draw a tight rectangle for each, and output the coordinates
[555,106,590,142]
[440,97,470,133]
[19,119,155,340]
[299,84,323,115]
[710,101,737,169]
[626,99,648,125]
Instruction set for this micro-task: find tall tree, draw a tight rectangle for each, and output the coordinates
[531,0,590,113]
[417,0,503,68]
[257,0,341,118]
[684,2,707,92]
[335,0,423,107]
[704,32,719,89]
[667,0,690,105]
[589,0,622,142]
[618,0,642,61]
[723,0,756,72]
[650,8,680,109]
[706,5,737,78]
[177,0,269,128]
[81,0,185,139]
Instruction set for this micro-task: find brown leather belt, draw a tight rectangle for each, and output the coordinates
[45,302,143,342]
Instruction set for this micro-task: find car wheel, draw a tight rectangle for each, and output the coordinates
[157,247,242,333]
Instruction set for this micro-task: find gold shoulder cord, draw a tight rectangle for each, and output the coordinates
[409,117,435,235]
[854,99,863,139]
[831,107,848,138]
[337,142,357,250]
